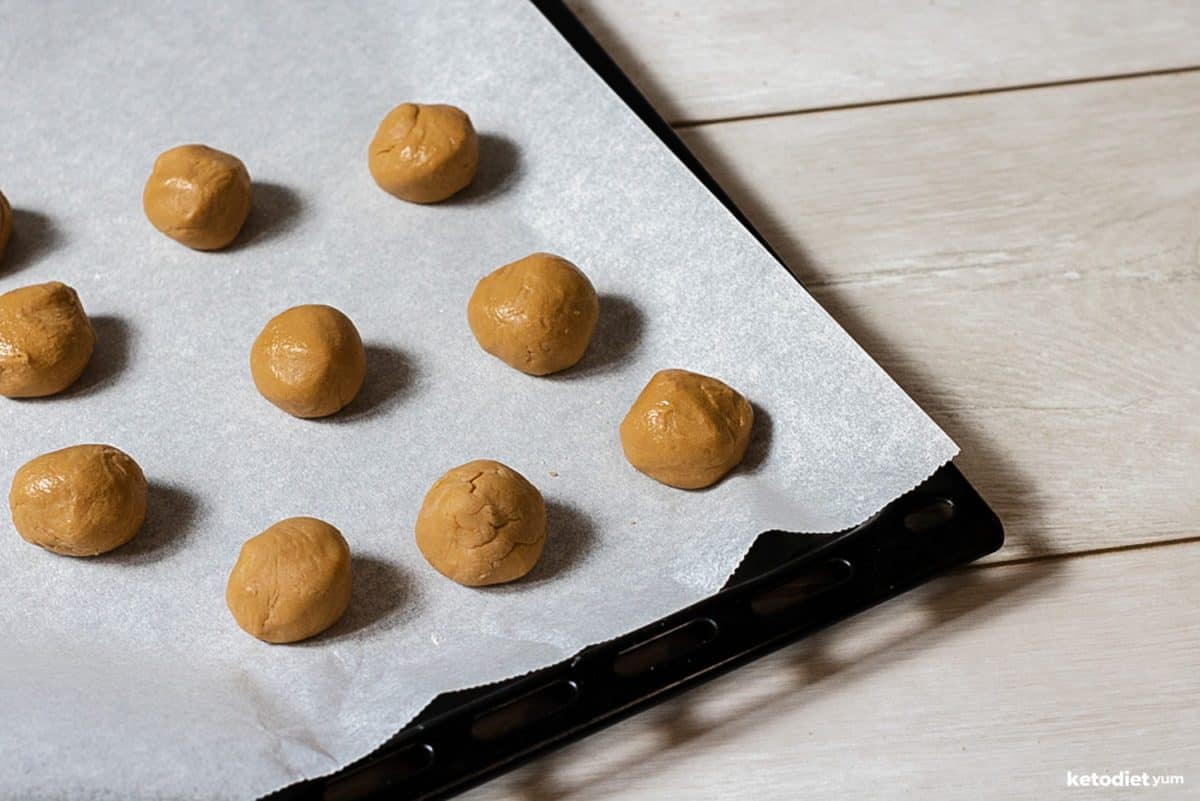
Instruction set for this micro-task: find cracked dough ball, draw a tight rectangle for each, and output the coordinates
[416,459,546,586]
[368,103,479,203]
[226,517,352,644]
[9,444,147,556]
[0,281,96,398]
[467,252,599,376]
[250,304,366,418]
[143,144,252,250]
[620,369,755,490]
[0,189,11,262]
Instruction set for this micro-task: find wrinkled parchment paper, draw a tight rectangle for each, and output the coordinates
[0,2,957,798]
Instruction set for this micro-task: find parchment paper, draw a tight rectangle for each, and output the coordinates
[0,2,957,798]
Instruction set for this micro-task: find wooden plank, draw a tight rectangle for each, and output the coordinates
[462,542,1200,800]
[564,0,1200,123]
[671,72,1200,560]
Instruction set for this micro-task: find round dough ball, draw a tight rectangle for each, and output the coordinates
[143,144,252,250]
[416,459,546,586]
[0,189,12,262]
[0,281,96,398]
[467,252,599,376]
[226,517,352,644]
[620,369,755,490]
[250,304,366,418]
[9,444,148,556]
[368,103,479,203]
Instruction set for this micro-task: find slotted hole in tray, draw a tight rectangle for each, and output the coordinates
[469,680,580,742]
[903,497,956,533]
[750,558,854,616]
[612,617,720,678]
[323,743,434,801]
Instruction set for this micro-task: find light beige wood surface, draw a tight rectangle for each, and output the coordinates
[461,4,1199,800]
[466,544,1200,800]
[678,73,1200,561]
[564,0,1200,123]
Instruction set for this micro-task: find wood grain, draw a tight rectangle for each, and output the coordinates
[672,72,1200,561]
[563,0,1200,124]
[463,543,1200,801]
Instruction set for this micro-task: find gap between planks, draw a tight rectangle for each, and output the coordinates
[670,64,1200,130]
[959,533,1200,572]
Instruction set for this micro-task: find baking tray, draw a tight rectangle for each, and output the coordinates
[266,2,1005,798]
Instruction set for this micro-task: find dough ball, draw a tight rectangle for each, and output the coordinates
[250,304,366,418]
[9,444,147,556]
[467,252,600,376]
[143,144,252,250]
[620,369,755,489]
[0,189,11,262]
[368,103,479,203]
[0,281,96,398]
[226,517,352,643]
[416,459,546,586]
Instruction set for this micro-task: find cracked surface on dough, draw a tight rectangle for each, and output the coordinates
[415,459,547,586]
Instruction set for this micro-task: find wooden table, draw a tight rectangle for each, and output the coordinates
[465,3,1200,798]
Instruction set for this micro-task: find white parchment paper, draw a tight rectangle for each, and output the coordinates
[0,1,957,798]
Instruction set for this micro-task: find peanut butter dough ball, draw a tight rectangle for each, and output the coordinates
[250,304,366,418]
[368,103,479,203]
[226,517,352,644]
[416,460,546,587]
[620,369,755,490]
[0,189,11,262]
[9,444,147,556]
[143,144,252,250]
[0,281,96,398]
[468,252,599,376]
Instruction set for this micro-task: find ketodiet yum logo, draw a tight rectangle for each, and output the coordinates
[1066,770,1185,789]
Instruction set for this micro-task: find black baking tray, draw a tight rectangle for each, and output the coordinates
[267,2,1005,799]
